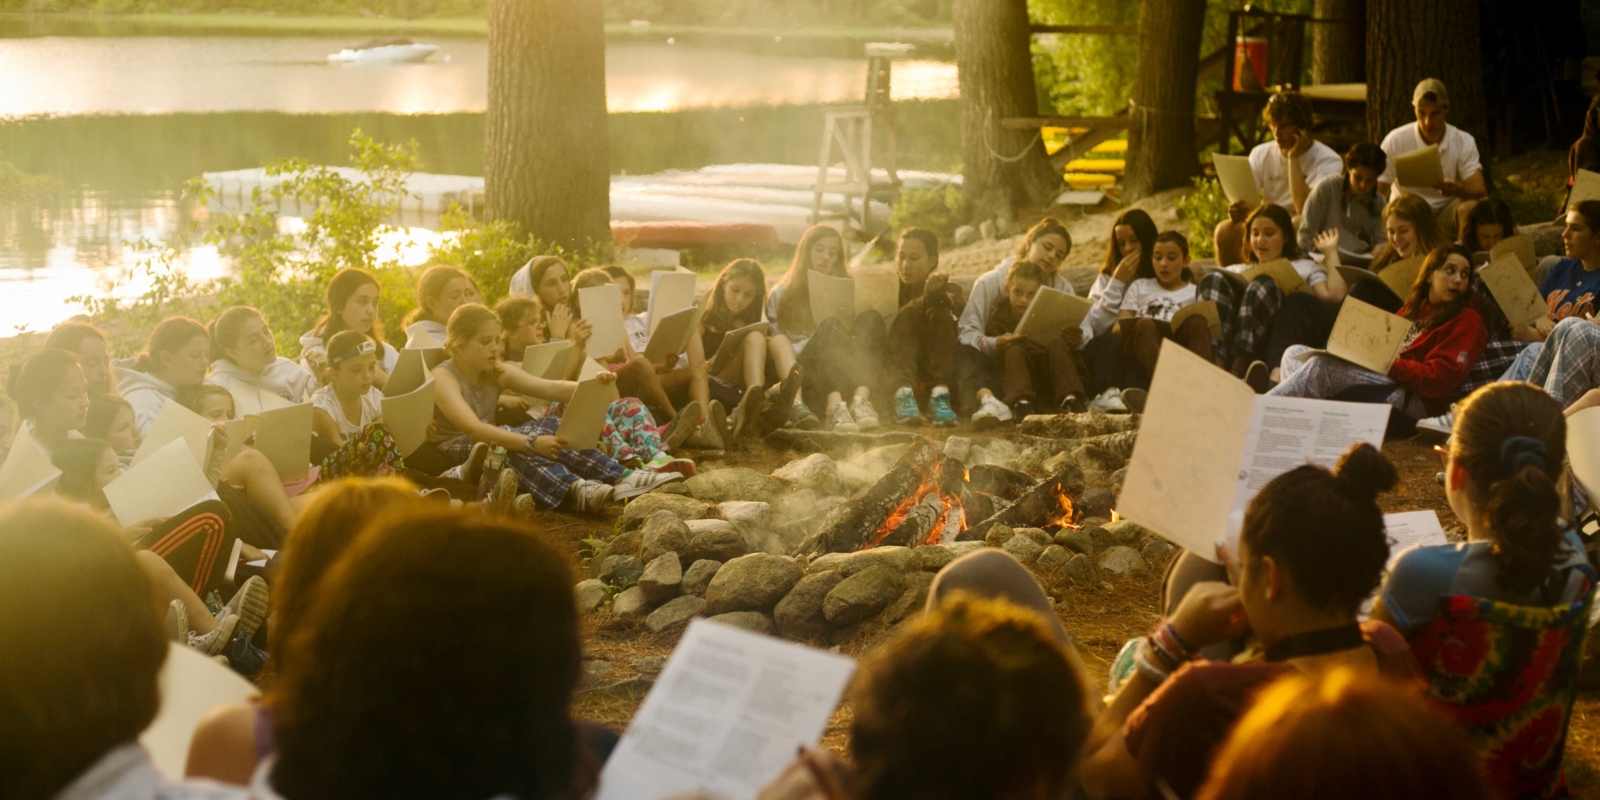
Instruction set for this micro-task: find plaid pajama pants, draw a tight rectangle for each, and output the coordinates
[437,416,626,510]
[1269,345,1428,417]
[1527,317,1600,407]
[1197,272,1285,364]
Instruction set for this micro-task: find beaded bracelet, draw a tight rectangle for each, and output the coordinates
[1148,621,1194,666]
[1133,639,1171,685]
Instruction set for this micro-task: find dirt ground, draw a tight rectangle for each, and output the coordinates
[552,424,1600,796]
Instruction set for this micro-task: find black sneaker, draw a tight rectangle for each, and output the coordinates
[1012,398,1036,420]
[1121,387,1148,414]
[760,365,804,435]
[1058,394,1088,414]
[462,441,490,487]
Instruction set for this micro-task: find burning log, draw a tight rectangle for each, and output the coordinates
[959,459,1087,542]
[1014,429,1142,457]
[967,464,1035,500]
[878,493,944,548]
[800,437,942,556]
[1018,413,1140,439]
[763,429,925,454]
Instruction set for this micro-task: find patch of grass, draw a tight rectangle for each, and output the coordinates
[1176,176,1228,260]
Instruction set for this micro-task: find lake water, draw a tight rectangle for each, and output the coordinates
[0,31,961,333]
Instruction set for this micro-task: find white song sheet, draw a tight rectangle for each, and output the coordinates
[1381,510,1449,568]
[596,619,856,800]
[1223,396,1390,550]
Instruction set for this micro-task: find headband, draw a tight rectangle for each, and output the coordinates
[1500,436,1548,475]
[329,338,377,368]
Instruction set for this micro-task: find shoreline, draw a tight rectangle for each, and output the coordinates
[0,11,954,43]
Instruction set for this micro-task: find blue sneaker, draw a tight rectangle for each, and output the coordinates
[929,387,957,427]
[893,387,925,426]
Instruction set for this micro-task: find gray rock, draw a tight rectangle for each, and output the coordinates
[942,436,973,461]
[1062,553,1093,584]
[631,655,668,674]
[704,554,803,615]
[910,545,956,572]
[639,552,683,603]
[1035,544,1071,573]
[985,524,1016,548]
[842,546,912,576]
[599,554,644,587]
[1002,533,1044,564]
[645,595,705,633]
[954,224,978,247]
[680,559,722,597]
[640,512,692,563]
[1104,519,1151,547]
[575,579,609,613]
[823,566,906,625]
[620,494,713,530]
[685,468,785,503]
[685,519,739,538]
[979,219,997,240]
[1085,525,1116,554]
[709,611,776,635]
[807,552,851,574]
[1016,527,1052,546]
[584,660,614,681]
[686,528,748,564]
[772,453,843,494]
[652,481,693,496]
[588,529,643,577]
[1098,546,1148,575]
[884,571,935,623]
[1142,538,1177,563]
[718,500,773,530]
[1078,487,1115,518]
[1054,528,1096,555]
[613,586,650,619]
[774,571,845,640]
[1080,516,1111,529]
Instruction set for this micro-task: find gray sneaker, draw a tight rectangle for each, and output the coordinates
[222,576,270,641]
[663,401,703,451]
[566,479,615,513]
[189,614,238,657]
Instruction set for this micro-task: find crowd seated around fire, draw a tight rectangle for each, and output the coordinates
[10,74,1600,800]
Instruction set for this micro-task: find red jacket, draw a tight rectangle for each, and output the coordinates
[1388,302,1488,414]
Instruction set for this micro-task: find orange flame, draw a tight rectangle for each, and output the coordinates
[866,462,968,549]
[1048,488,1080,530]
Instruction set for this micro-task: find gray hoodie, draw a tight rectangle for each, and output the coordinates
[209,358,314,404]
[111,358,179,436]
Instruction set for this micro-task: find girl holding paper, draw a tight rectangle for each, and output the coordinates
[1195,203,1347,390]
[516,255,578,341]
[209,306,315,405]
[766,223,886,433]
[1111,232,1210,399]
[84,395,142,464]
[308,331,407,482]
[1078,210,1157,414]
[1371,383,1591,800]
[418,304,681,514]
[401,264,481,344]
[8,347,90,456]
[298,268,401,390]
[885,229,963,427]
[602,265,725,448]
[1293,142,1387,260]
[697,258,774,440]
[961,260,1095,426]
[1268,244,1486,419]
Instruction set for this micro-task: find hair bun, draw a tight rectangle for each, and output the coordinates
[1333,443,1398,502]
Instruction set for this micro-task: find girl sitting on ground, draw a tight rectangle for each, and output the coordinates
[1113,231,1209,406]
[308,330,407,481]
[1269,244,1486,419]
[208,306,315,404]
[43,320,116,397]
[1462,196,1517,254]
[1294,142,1388,261]
[962,261,1089,428]
[8,347,90,457]
[84,394,142,462]
[885,229,962,428]
[958,218,1080,420]
[401,264,480,345]
[495,296,545,364]
[697,258,772,440]
[766,223,885,433]
[1079,443,1420,800]
[1081,209,1158,413]
[1364,194,1450,300]
[1196,203,1349,390]
[512,255,576,341]
[599,265,723,448]
[410,304,680,515]
[113,316,213,436]
[178,384,237,423]
[1373,382,1594,799]
[569,268,701,441]
[298,267,400,389]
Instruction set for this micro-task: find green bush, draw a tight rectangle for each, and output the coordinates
[0,161,58,206]
[1176,176,1228,260]
[888,181,965,243]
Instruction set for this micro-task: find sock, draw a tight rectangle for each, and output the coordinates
[896,386,914,399]
[931,385,949,397]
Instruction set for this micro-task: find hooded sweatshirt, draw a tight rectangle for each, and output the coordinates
[1388,301,1488,414]
[210,358,314,404]
[112,359,180,436]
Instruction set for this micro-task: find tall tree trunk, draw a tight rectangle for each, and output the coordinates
[485,0,611,250]
[1312,0,1365,84]
[1123,0,1207,202]
[1366,0,1486,154]
[953,0,1059,220]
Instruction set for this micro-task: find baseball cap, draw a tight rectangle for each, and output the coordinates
[1413,78,1449,107]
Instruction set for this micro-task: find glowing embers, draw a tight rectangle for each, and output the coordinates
[866,460,968,549]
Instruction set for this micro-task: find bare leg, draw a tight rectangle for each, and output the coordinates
[221,449,296,531]
[617,355,677,422]
[741,331,768,388]
[768,334,801,406]
[135,550,217,634]
[1214,219,1245,267]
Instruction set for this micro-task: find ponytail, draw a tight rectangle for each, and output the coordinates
[133,317,207,374]
[207,306,263,363]
[1483,444,1565,595]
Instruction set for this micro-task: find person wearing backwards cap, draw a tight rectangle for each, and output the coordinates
[309,329,409,481]
[1377,77,1487,241]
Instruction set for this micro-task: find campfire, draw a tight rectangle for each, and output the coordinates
[1045,488,1080,531]
[867,460,968,548]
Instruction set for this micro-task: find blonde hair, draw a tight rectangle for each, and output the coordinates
[443,303,499,359]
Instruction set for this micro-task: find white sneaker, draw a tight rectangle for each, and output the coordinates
[567,479,615,513]
[613,469,686,500]
[663,401,704,450]
[849,397,881,430]
[971,395,1014,430]
[1088,388,1127,413]
[189,614,238,657]
[1416,408,1455,436]
[222,576,270,641]
[826,402,859,433]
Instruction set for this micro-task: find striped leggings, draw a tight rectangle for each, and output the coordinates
[132,500,233,595]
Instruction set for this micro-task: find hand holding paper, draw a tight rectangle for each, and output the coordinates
[1325,296,1412,374]
[1212,153,1262,207]
[1015,287,1092,346]
[1393,144,1445,190]
[578,283,628,359]
[554,376,620,451]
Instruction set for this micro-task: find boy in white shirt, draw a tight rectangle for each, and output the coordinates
[1214,92,1344,264]
[1378,77,1487,240]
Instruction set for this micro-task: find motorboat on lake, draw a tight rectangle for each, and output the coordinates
[327,37,439,65]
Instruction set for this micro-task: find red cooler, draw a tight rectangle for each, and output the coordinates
[1233,36,1268,92]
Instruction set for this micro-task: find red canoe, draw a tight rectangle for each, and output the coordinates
[610,221,781,250]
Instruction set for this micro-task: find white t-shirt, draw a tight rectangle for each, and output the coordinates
[1118,278,1198,322]
[311,385,383,437]
[1249,139,1343,211]
[1379,122,1483,210]
[1225,258,1328,288]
